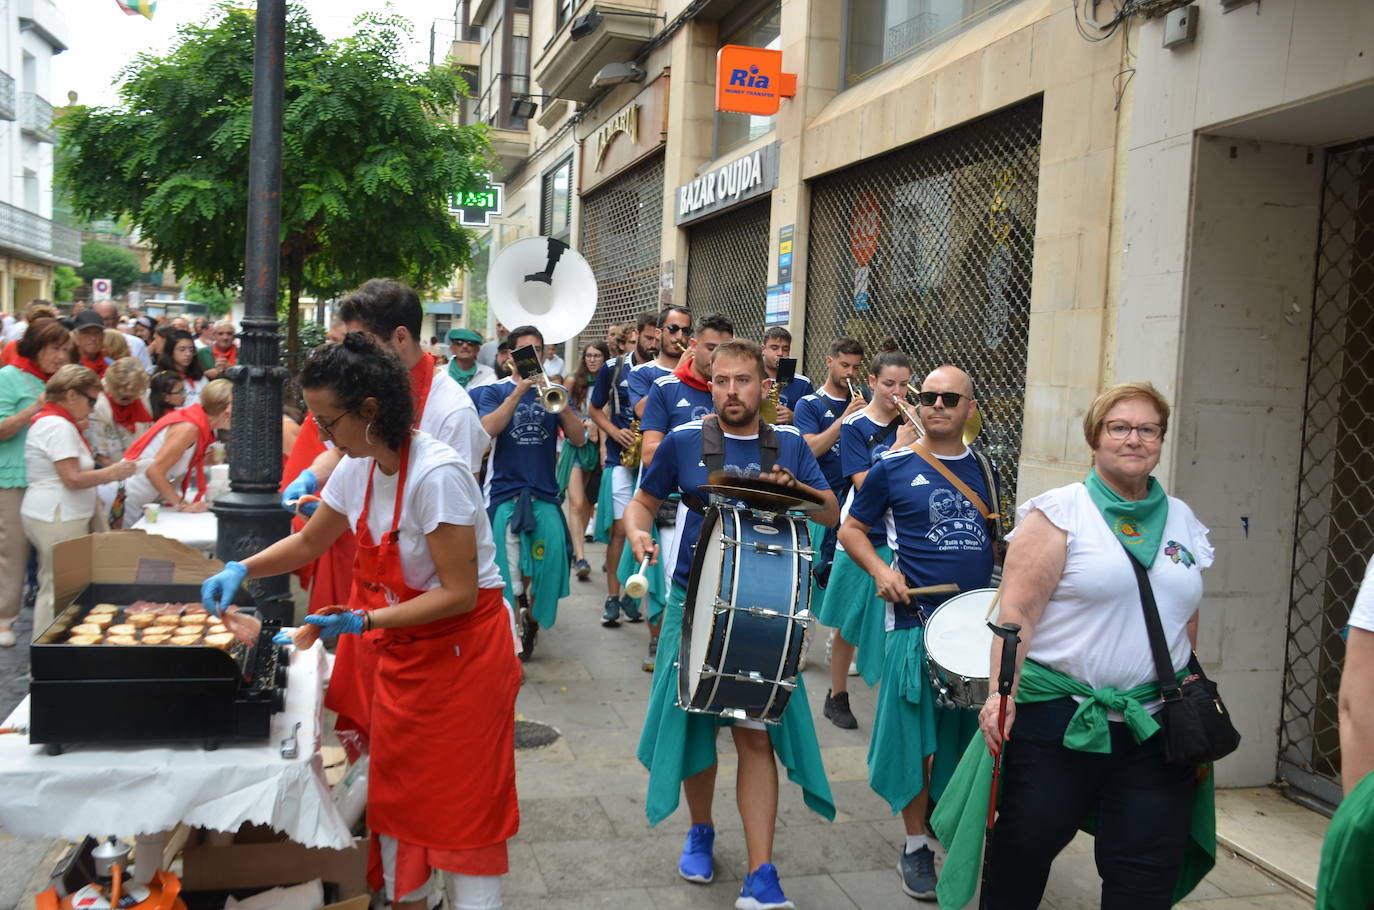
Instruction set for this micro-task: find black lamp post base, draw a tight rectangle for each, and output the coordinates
[212,491,294,625]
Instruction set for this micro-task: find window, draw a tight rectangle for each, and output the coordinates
[541,155,574,243]
[556,0,575,31]
[844,0,1025,86]
[714,2,781,159]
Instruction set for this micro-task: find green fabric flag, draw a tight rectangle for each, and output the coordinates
[930,659,1216,909]
[448,358,479,387]
[1084,468,1169,568]
[1317,768,1374,910]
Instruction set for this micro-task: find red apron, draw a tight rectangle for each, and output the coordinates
[328,442,520,893]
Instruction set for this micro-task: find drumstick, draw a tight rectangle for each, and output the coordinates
[906,583,960,596]
[984,585,1005,620]
[624,555,652,600]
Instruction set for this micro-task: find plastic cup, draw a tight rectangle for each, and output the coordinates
[143,502,160,524]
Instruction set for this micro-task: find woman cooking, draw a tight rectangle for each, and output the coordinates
[22,365,137,630]
[201,334,520,910]
[932,381,1217,908]
[118,378,232,526]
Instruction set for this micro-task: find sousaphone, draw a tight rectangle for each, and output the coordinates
[488,236,597,345]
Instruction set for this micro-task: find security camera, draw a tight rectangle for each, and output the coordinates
[591,62,645,89]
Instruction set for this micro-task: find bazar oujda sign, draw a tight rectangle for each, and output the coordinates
[715,45,796,116]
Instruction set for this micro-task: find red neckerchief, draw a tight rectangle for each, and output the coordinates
[11,355,49,383]
[124,404,215,501]
[31,402,94,455]
[409,353,435,428]
[80,356,109,378]
[673,356,710,392]
[213,344,238,366]
[106,392,152,432]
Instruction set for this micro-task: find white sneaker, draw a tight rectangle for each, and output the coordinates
[0,626,14,647]
[848,660,859,677]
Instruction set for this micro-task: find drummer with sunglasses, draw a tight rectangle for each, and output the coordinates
[626,339,839,910]
[838,364,999,902]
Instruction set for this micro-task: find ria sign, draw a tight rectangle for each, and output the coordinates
[715,45,796,116]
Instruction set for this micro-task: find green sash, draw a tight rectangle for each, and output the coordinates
[930,659,1216,908]
[1085,468,1168,568]
[1317,769,1374,910]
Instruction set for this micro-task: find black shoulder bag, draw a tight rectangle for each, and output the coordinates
[1124,546,1241,766]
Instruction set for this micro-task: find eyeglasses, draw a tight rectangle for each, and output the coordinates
[166,387,187,397]
[315,410,353,439]
[1103,421,1163,442]
[663,325,693,336]
[915,391,968,408]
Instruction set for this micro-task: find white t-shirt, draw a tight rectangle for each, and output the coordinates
[321,431,503,594]
[121,424,196,524]
[124,333,152,373]
[1012,483,1214,703]
[22,416,97,522]
[421,369,489,474]
[1352,557,1374,632]
[181,375,209,408]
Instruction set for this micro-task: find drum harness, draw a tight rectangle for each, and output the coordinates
[677,415,780,516]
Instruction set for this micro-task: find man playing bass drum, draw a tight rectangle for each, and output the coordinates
[626,339,839,910]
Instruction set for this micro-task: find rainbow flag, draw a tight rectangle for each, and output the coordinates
[115,0,156,20]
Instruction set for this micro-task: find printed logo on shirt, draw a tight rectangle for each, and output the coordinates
[677,397,691,407]
[1165,540,1196,568]
[927,488,989,551]
[911,473,930,487]
[511,401,551,445]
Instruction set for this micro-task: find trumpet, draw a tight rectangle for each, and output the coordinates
[891,393,926,441]
[535,371,567,413]
[847,378,865,402]
[621,418,643,469]
[761,378,783,424]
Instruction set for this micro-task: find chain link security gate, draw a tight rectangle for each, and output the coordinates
[580,154,666,350]
[1280,138,1374,810]
[804,100,1042,525]
[686,198,771,342]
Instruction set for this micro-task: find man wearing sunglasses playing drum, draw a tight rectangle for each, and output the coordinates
[626,338,839,910]
[838,364,1001,902]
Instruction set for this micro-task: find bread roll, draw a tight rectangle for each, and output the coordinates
[106,624,137,637]
[126,612,156,628]
[179,613,209,626]
[106,635,139,646]
[89,603,118,615]
[141,633,171,645]
[152,614,182,627]
[203,632,235,650]
[67,634,101,645]
[173,625,203,637]
[86,613,115,628]
[207,623,227,636]
[70,623,103,637]
[169,634,201,646]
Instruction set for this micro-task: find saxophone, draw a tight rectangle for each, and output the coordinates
[621,418,643,469]
[760,378,783,425]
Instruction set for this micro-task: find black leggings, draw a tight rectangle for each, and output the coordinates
[983,698,1197,910]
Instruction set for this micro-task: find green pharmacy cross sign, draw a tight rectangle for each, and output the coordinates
[449,181,504,227]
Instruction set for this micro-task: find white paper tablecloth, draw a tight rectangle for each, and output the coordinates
[0,645,352,849]
[130,510,218,554]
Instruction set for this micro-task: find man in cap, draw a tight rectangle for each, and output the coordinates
[447,327,496,390]
[73,310,112,377]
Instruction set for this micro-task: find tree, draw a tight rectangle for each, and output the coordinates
[56,3,491,352]
[77,241,142,295]
[53,266,80,303]
[185,281,235,318]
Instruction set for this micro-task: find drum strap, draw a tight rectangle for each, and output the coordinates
[680,416,779,514]
[910,443,1001,541]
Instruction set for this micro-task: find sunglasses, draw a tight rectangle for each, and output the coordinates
[663,325,694,336]
[915,391,968,408]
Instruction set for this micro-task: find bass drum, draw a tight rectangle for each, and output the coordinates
[923,587,1000,710]
[678,505,814,724]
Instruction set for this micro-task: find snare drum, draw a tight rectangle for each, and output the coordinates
[923,588,1000,711]
[678,505,814,725]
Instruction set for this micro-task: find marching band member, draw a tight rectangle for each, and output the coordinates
[792,338,867,625]
[476,324,586,659]
[629,306,692,416]
[819,343,919,729]
[280,279,490,751]
[838,364,997,901]
[203,334,520,910]
[759,326,814,425]
[589,310,657,627]
[626,339,838,910]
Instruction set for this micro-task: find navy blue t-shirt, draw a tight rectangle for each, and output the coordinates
[849,447,996,628]
[771,373,815,413]
[640,374,715,436]
[793,389,849,493]
[840,411,898,547]
[639,421,830,590]
[590,355,637,467]
[476,376,565,506]
[628,361,673,407]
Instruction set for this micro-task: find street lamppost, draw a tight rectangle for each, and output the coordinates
[213,0,292,623]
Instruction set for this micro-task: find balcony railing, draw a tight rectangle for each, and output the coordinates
[20,93,54,142]
[0,200,81,266]
[0,73,15,122]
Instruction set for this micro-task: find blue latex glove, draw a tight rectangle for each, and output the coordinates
[273,628,293,646]
[202,561,248,617]
[304,610,365,638]
[282,468,319,516]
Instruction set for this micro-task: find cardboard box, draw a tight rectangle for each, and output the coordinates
[322,899,369,910]
[180,828,369,900]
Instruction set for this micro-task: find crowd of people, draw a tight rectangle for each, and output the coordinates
[7,284,1369,909]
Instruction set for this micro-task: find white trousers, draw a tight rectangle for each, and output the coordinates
[378,833,502,908]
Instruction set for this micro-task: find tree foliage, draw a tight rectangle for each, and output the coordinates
[78,241,143,295]
[185,281,235,317]
[53,266,80,303]
[56,3,491,349]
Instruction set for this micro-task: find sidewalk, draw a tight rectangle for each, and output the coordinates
[0,541,1315,909]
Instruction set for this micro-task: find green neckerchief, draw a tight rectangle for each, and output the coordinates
[931,658,1214,909]
[448,358,478,387]
[1317,768,1374,909]
[1085,468,1169,568]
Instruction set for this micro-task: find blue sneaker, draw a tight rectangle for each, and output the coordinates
[601,597,621,627]
[678,823,714,883]
[620,593,643,623]
[735,863,794,909]
[898,844,937,900]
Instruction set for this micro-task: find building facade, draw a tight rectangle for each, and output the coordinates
[451,0,1374,807]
